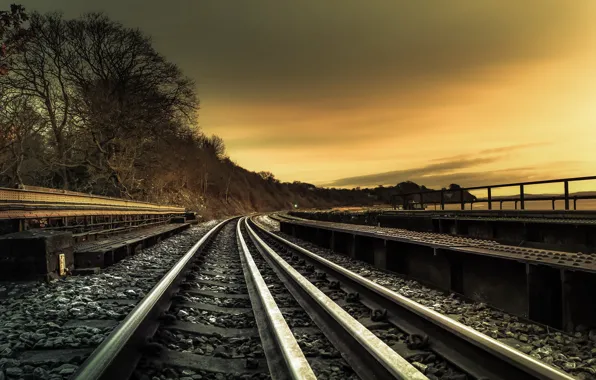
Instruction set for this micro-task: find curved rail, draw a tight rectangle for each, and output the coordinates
[249,216,576,380]
[243,218,428,380]
[236,218,316,380]
[71,218,231,380]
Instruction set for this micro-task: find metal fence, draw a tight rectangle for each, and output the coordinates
[390,176,596,211]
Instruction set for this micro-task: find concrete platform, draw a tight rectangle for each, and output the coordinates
[74,223,190,268]
[289,210,596,252]
[279,216,596,332]
[0,230,74,281]
[378,212,596,253]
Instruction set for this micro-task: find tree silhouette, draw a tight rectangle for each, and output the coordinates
[0,4,28,75]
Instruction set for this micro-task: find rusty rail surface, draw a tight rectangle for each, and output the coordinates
[0,186,183,211]
[390,175,596,211]
[0,186,186,234]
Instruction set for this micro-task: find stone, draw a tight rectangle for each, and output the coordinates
[412,362,427,373]
[56,363,77,375]
[33,367,49,378]
[518,345,533,354]
[5,367,23,377]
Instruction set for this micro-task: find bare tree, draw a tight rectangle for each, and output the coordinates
[0,4,28,76]
[3,13,75,187]
[0,94,44,186]
[258,171,277,182]
[1,12,197,195]
[63,13,197,196]
[204,135,226,159]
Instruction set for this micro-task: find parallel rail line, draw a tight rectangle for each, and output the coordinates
[71,219,230,380]
[70,218,431,379]
[249,215,575,380]
[63,215,576,380]
[243,217,427,380]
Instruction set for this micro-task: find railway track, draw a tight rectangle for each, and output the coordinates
[56,216,576,380]
[69,218,425,380]
[246,216,576,380]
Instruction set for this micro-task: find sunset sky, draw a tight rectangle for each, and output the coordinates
[8,1,596,192]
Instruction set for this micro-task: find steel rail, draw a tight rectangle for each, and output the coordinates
[243,218,428,380]
[250,217,576,380]
[71,218,232,380]
[236,218,316,380]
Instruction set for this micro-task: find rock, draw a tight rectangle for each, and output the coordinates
[0,347,12,358]
[177,310,189,318]
[33,367,49,378]
[580,367,596,375]
[5,367,22,377]
[56,363,77,375]
[412,362,427,373]
[536,346,553,356]
[564,362,576,370]
[518,345,533,354]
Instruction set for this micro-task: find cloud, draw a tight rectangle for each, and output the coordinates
[15,0,588,101]
[325,156,498,188]
[428,143,550,163]
[325,144,555,188]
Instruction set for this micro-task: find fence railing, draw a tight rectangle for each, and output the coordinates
[0,185,184,212]
[389,176,596,211]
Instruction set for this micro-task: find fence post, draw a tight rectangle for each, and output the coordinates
[487,187,492,210]
[520,184,525,210]
[564,181,570,210]
[460,189,465,210]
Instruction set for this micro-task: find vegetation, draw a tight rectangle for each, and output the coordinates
[0,8,377,217]
[0,7,469,218]
[0,4,28,75]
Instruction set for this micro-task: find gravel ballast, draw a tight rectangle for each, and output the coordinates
[0,222,218,380]
[240,222,359,380]
[138,221,271,380]
[262,218,596,380]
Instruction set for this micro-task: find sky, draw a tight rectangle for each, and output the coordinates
[5,1,596,193]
